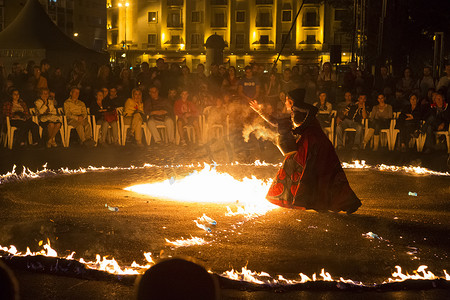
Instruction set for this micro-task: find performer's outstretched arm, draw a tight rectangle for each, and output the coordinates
[249,100,278,127]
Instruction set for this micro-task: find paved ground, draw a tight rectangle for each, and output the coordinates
[0,143,449,299]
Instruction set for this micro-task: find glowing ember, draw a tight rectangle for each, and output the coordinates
[125,164,278,218]
[165,236,210,248]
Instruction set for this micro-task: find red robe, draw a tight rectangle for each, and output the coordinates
[267,119,361,213]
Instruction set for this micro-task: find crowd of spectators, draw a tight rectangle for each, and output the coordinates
[0,58,449,154]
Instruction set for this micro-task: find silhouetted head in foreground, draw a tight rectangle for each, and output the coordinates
[135,258,219,300]
[0,261,19,300]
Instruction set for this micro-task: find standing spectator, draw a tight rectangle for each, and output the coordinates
[238,65,260,103]
[396,93,423,152]
[417,66,436,99]
[304,68,318,104]
[313,91,333,129]
[373,66,395,101]
[95,65,112,90]
[40,59,51,80]
[136,62,152,91]
[90,90,119,146]
[123,88,145,147]
[25,66,48,105]
[362,93,393,150]
[396,67,416,99]
[291,65,303,88]
[422,93,450,152]
[179,65,193,92]
[336,94,370,150]
[35,88,62,148]
[280,68,296,94]
[192,63,208,95]
[317,62,337,102]
[144,86,175,145]
[64,87,94,146]
[222,66,240,98]
[436,64,450,99]
[2,88,40,147]
[264,72,280,111]
[8,62,27,91]
[174,89,201,146]
[208,63,223,96]
[49,67,67,103]
[343,62,358,92]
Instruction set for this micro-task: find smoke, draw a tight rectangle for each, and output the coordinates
[242,117,278,143]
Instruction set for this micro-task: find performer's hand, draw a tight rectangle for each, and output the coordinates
[249,100,261,113]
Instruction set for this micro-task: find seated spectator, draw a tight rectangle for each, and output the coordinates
[144,86,175,145]
[135,258,219,300]
[174,89,201,146]
[64,87,95,147]
[313,91,333,129]
[396,93,423,152]
[90,90,119,146]
[0,261,19,300]
[362,93,393,150]
[336,93,370,150]
[336,91,354,123]
[124,88,145,147]
[422,93,450,152]
[436,64,450,98]
[2,88,40,147]
[35,88,62,148]
[105,86,123,108]
[391,90,409,112]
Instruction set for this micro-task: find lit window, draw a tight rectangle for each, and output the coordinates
[260,35,269,44]
[306,35,316,44]
[171,35,181,44]
[148,12,157,23]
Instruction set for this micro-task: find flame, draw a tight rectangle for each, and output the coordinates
[165,236,210,248]
[0,240,155,275]
[1,240,449,285]
[125,164,278,219]
[387,265,438,282]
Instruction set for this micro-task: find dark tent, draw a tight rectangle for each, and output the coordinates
[0,0,108,70]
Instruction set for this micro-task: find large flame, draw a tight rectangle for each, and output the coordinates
[125,164,278,219]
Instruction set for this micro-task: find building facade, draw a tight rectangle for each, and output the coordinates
[107,0,352,71]
[0,0,106,51]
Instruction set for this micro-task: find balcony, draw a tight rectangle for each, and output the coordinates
[256,0,273,4]
[211,0,227,5]
[167,0,183,6]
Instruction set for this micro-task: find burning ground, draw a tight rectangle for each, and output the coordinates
[0,162,449,298]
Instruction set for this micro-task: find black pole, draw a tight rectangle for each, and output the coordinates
[273,0,305,69]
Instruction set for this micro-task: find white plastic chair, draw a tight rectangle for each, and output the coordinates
[4,117,18,149]
[117,107,149,146]
[175,115,202,145]
[434,128,450,153]
[323,110,336,145]
[202,107,229,142]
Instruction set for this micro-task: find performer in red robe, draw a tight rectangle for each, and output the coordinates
[251,88,361,214]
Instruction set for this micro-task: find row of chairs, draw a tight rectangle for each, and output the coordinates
[323,111,449,153]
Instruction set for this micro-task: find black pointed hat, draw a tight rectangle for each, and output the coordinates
[287,88,306,108]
